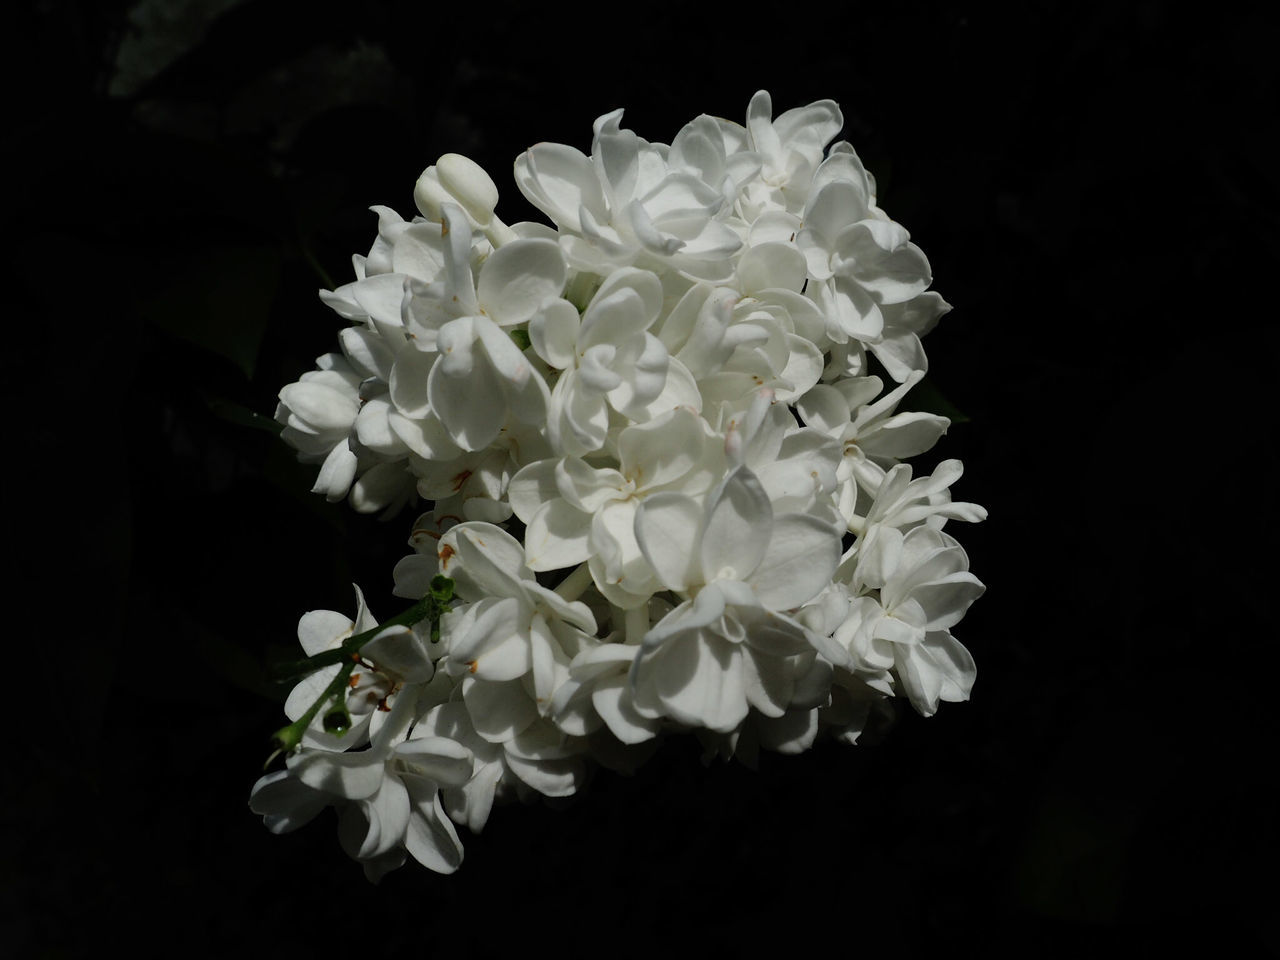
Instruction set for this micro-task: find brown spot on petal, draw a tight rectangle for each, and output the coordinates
[349,674,361,688]
[439,543,456,569]
[451,469,473,492]
[467,660,478,674]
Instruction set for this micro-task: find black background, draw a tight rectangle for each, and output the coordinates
[6,1,1276,954]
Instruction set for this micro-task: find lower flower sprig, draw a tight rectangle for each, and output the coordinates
[265,575,455,765]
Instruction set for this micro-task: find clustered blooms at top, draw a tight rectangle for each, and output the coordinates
[252,91,987,880]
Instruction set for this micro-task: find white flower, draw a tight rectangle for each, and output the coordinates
[535,267,671,455]
[414,153,516,246]
[514,109,741,276]
[275,353,362,501]
[508,405,724,605]
[628,465,848,732]
[259,88,987,877]
[433,522,598,747]
[836,526,984,716]
[286,689,474,877]
[737,90,844,220]
[797,370,950,520]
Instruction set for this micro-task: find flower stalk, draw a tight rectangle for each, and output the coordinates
[265,576,454,765]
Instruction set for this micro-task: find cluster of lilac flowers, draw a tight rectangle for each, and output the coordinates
[252,91,986,879]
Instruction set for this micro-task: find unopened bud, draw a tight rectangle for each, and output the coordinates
[414,153,499,227]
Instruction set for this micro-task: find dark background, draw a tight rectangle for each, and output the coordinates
[6,1,1275,954]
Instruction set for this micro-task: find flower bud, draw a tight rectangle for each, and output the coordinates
[414,153,499,227]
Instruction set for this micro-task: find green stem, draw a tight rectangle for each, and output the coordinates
[265,576,454,766]
[269,592,439,682]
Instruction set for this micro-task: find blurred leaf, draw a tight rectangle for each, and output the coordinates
[191,621,278,700]
[137,242,280,379]
[908,375,971,423]
[204,394,283,435]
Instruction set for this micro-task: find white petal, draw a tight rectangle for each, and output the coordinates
[617,406,705,492]
[440,522,532,598]
[505,753,585,797]
[477,238,566,325]
[607,332,669,415]
[350,462,411,515]
[742,644,793,717]
[700,467,772,584]
[749,513,840,610]
[249,771,329,834]
[393,736,474,788]
[870,331,928,383]
[362,626,434,683]
[776,334,824,401]
[835,220,931,304]
[449,598,531,678]
[278,382,358,433]
[524,499,592,572]
[514,143,606,232]
[297,609,354,656]
[508,459,560,523]
[388,348,436,419]
[796,384,852,436]
[829,276,885,341]
[391,222,449,281]
[405,791,464,874]
[803,180,868,245]
[360,779,412,858]
[550,370,610,454]
[388,410,461,461]
[756,707,820,755]
[311,442,357,501]
[428,323,506,451]
[634,356,702,418]
[863,411,949,461]
[529,298,580,369]
[579,287,652,352]
[591,673,661,744]
[908,573,986,631]
[355,399,408,456]
[737,240,803,293]
[646,631,747,733]
[634,492,702,591]
[289,750,384,801]
[774,99,843,155]
[339,326,396,380]
[555,457,627,513]
[462,677,539,742]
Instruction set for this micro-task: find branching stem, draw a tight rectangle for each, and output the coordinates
[264,576,455,767]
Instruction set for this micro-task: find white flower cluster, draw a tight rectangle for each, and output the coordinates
[253,91,987,880]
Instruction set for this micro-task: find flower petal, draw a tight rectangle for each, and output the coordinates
[700,467,772,585]
[749,513,840,610]
[477,238,566,325]
[634,492,702,591]
[405,791,464,874]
